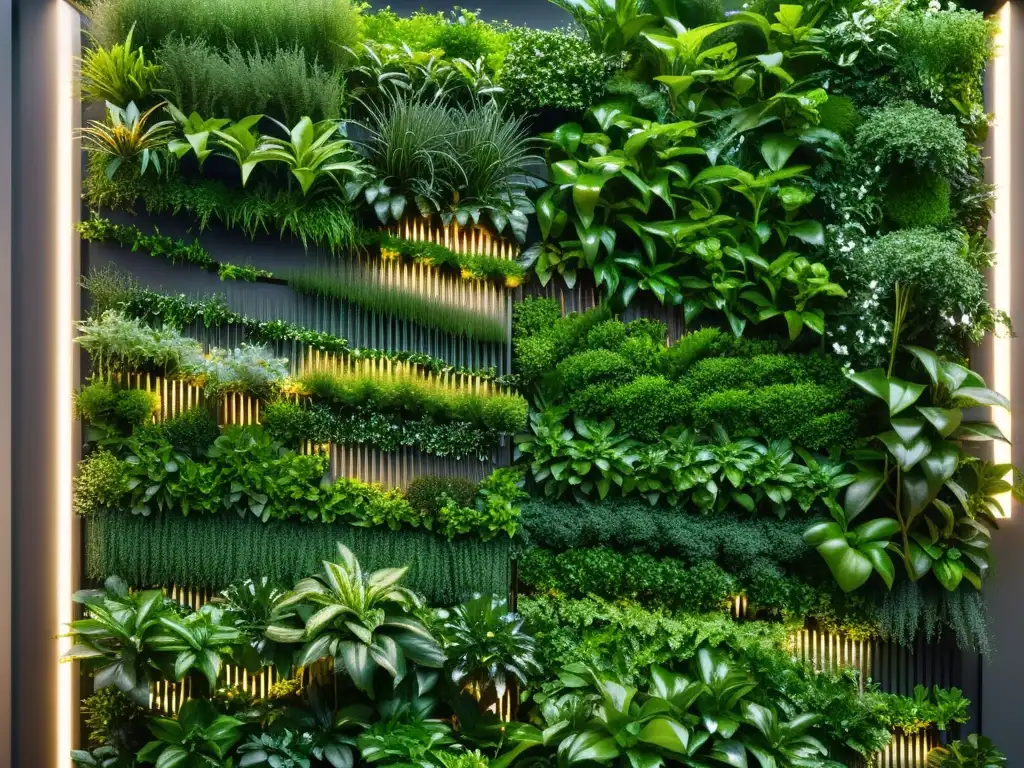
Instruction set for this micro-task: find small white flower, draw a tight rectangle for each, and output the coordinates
[948,315,957,326]
[839,325,847,331]
[869,280,878,289]
[962,313,972,324]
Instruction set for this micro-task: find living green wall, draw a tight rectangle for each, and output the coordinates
[62,0,1015,766]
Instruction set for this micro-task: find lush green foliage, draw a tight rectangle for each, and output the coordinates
[86,508,512,605]
[81,101,176,180]
[837,229,996,358]
[438,594,541,703]
[499,28,612,111]
[85,159,360,251]
[285,263,508,343]
[406,475,479,517]
[362,8,509,62]
[68,1,1013,762]
[156,37,347,124]
[855,102,967,177]
[90,0,363,68]
[83,267,510,383]
[77,216,215,270]
[265,543,445,694]
[80,27,161,106]
[294,370,526,434]
[77,419,523,539]
[350,96,536,242]
[927,734,1006,768]
[374,233,526,286]
[805,318,1010,596]
[262,400,500,460]
[516,409,853,508]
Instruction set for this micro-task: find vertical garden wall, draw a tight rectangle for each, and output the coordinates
[40,0,1023,766]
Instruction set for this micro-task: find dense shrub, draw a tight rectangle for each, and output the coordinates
[90,0,364,68]
[406,475,479,517]
[884,169,951,229]
[362,8,508,63]
[855,102,968,176]
[517,500,813,564]
[658,328,726,378]
[843,228,992,347]
[607,376,688,441]
[518,594,789,678]
[891,10,993,109]
[555,349,632,391]
[817,94,861,139]
[74,380,159,432]
[296,371,528,434]
[500,28,611,111]
[157,407,220,458]
[74,449,127,516]
[520,548,733,614]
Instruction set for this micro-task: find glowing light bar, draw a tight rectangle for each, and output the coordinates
[56,2,80,765]
[992,1,1014,518]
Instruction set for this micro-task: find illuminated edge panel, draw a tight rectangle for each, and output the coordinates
[992,1,1014,518]
[57,2,79,766]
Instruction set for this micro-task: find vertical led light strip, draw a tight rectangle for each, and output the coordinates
[993,1,1014,518]
[55,2,77,765]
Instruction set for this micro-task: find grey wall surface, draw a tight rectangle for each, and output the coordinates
[5,1,81,765]
[0,0,12,760]
[978,2,1024,758]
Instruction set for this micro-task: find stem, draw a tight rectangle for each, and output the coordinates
[893,465,913,577]
[887,282,912,378]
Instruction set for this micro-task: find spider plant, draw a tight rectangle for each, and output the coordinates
[80,100,175,179]
[80,25,161,106]
[348,92,463,223]
[448,102,539,242]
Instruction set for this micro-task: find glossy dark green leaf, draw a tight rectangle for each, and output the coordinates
[916,406,962,438]
[760,134,801,172]
[878,431,932,471]
[843,470,885,521]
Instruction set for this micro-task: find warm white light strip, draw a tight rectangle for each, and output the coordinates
[992,1,1014,518]
[56,2,77,765]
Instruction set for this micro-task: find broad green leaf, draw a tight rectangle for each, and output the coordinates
[933,558,964,591]
[852,517,900,543]
[573,174,609,229]
[823,542,874,593]
[953,421,1009,442]
[861,542,896,589]
[551,122,583,154]
[878,431,932,471]
[952,386,1011,410]
[638,718,693,755]
[760,134,800,172]
[709,739,749,768]
[904,345,941,386]
[803,521,842,546]
[916,406,962,438]
[889,417,926,444]
[784,310,803,341]
[844,470,885,521]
